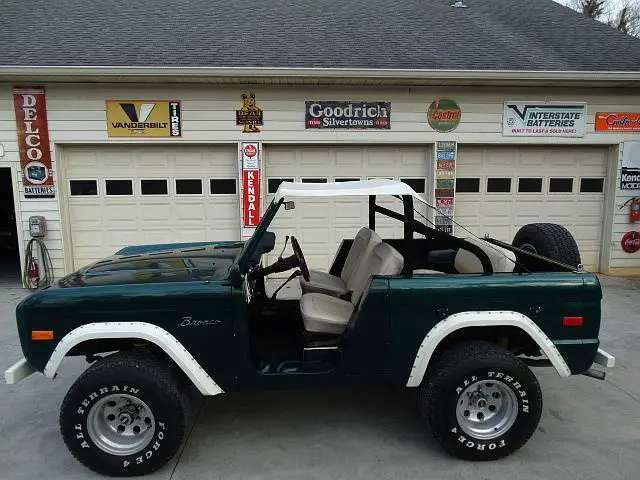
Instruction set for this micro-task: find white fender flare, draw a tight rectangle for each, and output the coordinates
[44,322,224,396]
[406,311,571,387]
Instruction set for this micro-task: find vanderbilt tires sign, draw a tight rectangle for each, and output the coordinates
[503,102,586,137]
[106,100,182,137]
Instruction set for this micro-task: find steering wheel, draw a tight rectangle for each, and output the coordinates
[290,236,310,282]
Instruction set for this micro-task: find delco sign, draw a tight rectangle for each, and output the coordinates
[305,101,391,129]
[13,87,55,198]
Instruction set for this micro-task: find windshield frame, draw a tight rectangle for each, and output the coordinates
[233,198,283,275]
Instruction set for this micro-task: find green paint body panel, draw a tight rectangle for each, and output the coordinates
[15,244,603,389]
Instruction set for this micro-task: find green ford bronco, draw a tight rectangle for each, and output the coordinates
[5,179,615,476]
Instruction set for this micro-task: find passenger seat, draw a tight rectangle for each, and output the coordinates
[300,227,381,296]
[300,243,404,335]
[454,237,516,273]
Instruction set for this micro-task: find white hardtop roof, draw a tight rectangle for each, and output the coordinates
[274,179,427,204]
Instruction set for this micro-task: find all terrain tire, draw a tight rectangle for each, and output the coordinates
[512,223,581,271]
[420,341,542,461]
[60,351,188,477]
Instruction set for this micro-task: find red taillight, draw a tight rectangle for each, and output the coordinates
[563,316,584,327]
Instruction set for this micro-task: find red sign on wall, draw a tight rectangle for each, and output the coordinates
[241,143,261,227]
[13,87,55,198]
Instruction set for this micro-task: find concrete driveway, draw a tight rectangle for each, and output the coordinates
[1,276,639,480]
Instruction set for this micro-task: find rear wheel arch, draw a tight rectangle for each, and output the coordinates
[406,311,570,387]
[43,322,223,396]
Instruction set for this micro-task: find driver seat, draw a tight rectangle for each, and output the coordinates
[300,227,381,297]
[300,242,404,335]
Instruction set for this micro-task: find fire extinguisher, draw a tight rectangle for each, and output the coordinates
[621,198,640,223]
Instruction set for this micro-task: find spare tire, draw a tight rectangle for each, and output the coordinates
[512,223,581,271]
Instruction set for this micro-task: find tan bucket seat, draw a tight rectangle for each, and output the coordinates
[300,227,381,297]
[300,242,404,335]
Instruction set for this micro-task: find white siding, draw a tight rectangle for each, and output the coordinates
[610,143,640,272]
[2,82,640,277]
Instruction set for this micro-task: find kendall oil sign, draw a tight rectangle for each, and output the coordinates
[503,102,586,137]
[106,100,182,137]
[241,142,261,228]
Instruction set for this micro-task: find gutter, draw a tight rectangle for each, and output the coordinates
[1,66,639,86]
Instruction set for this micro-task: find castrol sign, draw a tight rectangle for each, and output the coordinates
[13,87,55,197]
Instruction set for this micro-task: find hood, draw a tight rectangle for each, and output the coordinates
[57,241,244,288]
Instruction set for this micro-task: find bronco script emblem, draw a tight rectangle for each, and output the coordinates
[178,316,222,327]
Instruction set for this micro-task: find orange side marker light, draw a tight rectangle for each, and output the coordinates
[31,330,54,340]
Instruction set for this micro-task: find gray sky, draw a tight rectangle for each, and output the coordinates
[553,0,627,11]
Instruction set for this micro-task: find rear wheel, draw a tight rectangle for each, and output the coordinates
[512,223,581,271]
[60,351,188,477]
[420,341,542,461]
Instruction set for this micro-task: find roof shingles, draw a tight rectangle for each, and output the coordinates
[1,0,639,71]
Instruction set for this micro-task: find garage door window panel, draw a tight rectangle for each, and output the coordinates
[105,179,134,196]
[456,178,480,193]
[176,179,203,195]
[580,178,604,193]
[335,177,361,182]
[517,178,543,193]
[140,179,168,195]
[487,178,512,193]
[549,178,573,193]
[268,178,294,194]
[69,180,98,196]
[401,178,426,194]
[301,178,328,183]
[210,179,237,195]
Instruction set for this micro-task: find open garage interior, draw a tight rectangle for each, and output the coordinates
[264,145,432,270]
[61,145,239,270]
[456,145,609,272]
[0,168,20,280]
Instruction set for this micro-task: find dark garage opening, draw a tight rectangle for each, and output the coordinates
[0,168,20,281]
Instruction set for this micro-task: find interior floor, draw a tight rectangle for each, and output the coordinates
[248,296,341,375]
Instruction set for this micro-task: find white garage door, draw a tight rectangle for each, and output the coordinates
[264,145,431,270]
[456,145,609,271]
[63,145,239,269]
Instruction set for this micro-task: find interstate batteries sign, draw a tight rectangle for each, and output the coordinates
[306,101,391,129]
[503,102,586,137]
[106,100,182,137]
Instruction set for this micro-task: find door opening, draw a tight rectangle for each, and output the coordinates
[0,168,20,281]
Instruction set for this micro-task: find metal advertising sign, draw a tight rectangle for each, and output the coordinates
[106,100,182,137]
[503,102,586,137]
[13,87,55,198]
[305,101,391,129]
[596,113,640,132]
[621,142,640,190]
[621,231,640,254]
[434,141,457,234]
[236,93,263,133]
[428,99,461,133]
[241,142,261,228]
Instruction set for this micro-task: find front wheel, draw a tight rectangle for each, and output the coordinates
[420,341,542,461]
[60,351,188,476]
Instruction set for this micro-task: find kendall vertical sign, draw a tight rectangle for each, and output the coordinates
[13,87,55,198]
[241,142,261,227]
[503,102,586,137]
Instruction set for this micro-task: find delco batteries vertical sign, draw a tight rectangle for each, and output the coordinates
[13,87,55,198]
[434,141,457,234]
[241,143,261,229]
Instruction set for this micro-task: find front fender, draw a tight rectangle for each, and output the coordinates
[43,322,224,396]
